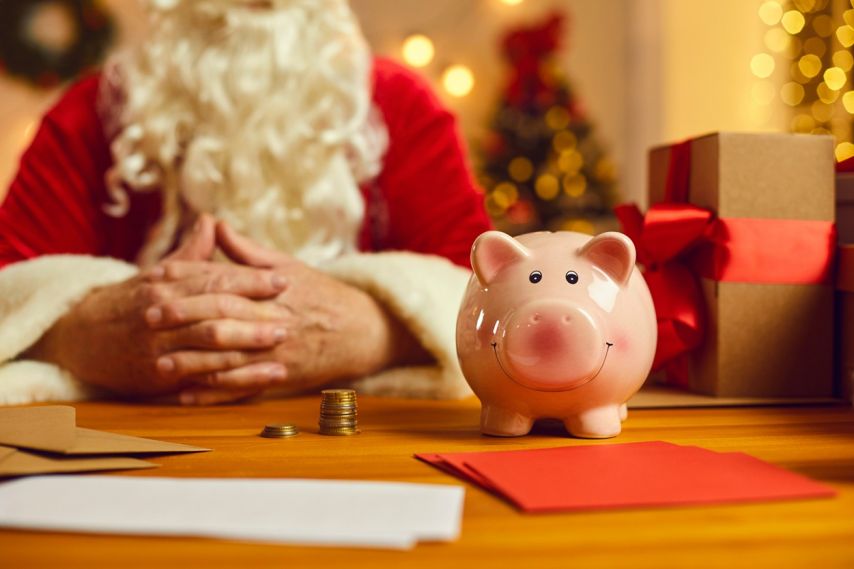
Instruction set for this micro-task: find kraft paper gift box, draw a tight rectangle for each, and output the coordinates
[838,246,854,403]
[836,161,854,244]
[626,132,836,398]
[837,161,854,403]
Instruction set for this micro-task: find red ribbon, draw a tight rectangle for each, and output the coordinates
[615,141,836,386]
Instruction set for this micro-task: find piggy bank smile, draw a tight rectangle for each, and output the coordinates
[490,339,613,392]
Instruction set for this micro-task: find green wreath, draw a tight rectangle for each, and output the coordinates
[0,0,114,88]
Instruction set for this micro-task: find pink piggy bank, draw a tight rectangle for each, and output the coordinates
[456,230,656,438]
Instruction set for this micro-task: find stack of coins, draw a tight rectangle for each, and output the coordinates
[318,389,359,435]
[260,423,299,438]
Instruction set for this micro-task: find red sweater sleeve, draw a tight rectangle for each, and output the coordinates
[370,59,492,268]
[0,76,111,268]
[0,75,158,269]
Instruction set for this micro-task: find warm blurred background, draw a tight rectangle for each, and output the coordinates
[0,0,849,234]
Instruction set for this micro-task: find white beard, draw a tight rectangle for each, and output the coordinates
[100,0,388,267]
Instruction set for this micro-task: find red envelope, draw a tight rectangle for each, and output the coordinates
[416,441,835,513]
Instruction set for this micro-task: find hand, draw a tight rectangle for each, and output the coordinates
[174,222,432,404]
[26,216,290,399]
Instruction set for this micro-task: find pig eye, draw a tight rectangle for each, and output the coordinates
[566,271,579,284]
[529,270,543,284]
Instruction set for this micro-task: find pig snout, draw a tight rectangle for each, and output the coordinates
[499,299,606,391]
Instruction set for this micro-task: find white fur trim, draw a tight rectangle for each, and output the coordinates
[322,251,473,400]
[0,255,138,405]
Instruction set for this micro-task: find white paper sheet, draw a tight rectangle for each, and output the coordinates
[0,476,465,550]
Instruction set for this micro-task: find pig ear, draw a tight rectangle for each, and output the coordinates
[471,231,530,286]
[578,232,636,286]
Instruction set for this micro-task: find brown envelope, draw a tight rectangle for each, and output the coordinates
[0,445,156,477]
[0,406,76,452]
[0,406,209,455]
[0,445,15,463]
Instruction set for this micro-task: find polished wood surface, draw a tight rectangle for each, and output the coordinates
[3,396,854,568]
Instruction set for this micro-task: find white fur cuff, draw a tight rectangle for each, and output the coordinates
[322,251,473,400]
[0,255,138,405]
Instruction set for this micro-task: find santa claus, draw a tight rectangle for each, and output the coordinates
[0,0,490,405]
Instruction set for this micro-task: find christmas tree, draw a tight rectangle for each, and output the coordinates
[479,12,618,235]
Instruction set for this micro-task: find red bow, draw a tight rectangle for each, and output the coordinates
[616,201,836,386]
[615,202,714,385]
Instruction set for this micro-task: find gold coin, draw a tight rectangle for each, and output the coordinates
[319,421,358,428]
[260,423,299,438]
[321,389,356,397]
[319,428,359,436]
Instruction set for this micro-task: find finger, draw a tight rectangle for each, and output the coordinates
[216,220,291,268]
[142,260,215,282]
[161,319,287,350]
[167,214,217,262]
[184,362,287,391]
[146,294,290,329]
[179,385,265,406]
[172,268,287,298]
[155,350,270,380]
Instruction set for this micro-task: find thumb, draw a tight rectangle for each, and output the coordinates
[216,220,290,268]
[167,214,216,261]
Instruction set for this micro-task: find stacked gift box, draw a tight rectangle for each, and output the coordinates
[836,159,854,402]
[619,132,838,398]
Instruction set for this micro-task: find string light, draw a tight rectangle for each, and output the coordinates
[499,0,524,5]
[442,64,474,97]
[781,82,805,106]
[836,142,854,161]
[561,219,595,235]
[817,82,839,104]
[491,182,519,209]
[781,10,806,34]
[837,25,854,48]
[834,50,854,71]
[545,106,570,130]
[824,66,847,90]
[401,34,434,68]
[798,53,822,78]
[811,14,833,37]
[791,114,815,132]
[803,36,826,57]
[764,28,790,52]
[758,1,783,26]
[508,156,533,182]
[794,0,816,12]
[534,174,559,200]
[751,53,776,78]
[843,91,854,113]
[557,149,582,174]
[552,130,577,152]
[562,174,587,198]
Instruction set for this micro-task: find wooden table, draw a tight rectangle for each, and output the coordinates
[3,397,854,568]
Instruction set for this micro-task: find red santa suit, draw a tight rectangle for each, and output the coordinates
[0,58,492,404]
